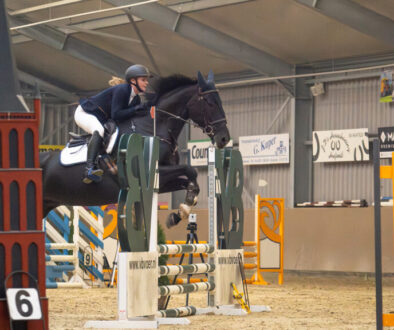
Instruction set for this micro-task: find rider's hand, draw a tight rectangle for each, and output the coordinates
[132,103,150,115]
[133,104,144,111]
[139,102,152,111]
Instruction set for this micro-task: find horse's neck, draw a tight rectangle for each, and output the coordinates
[157,84,196,140]
[116,84,196,142]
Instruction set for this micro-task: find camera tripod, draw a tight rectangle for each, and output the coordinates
[163,215,208,309]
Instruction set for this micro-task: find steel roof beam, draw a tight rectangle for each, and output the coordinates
[18,70,78,103]
[9,16,131,77]
[9,0,252,17]
[104,0,293,77]
[11,0,256,44]
[9,0,83,16]
[294,0,394,47]
[167,0,256,13]
[126,12,161,75]
[300,51,394,74]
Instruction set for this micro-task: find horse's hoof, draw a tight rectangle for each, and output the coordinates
[185,194,198,206]
[166,212,181,228]
[185,181,200,205]
[179,203,191,220]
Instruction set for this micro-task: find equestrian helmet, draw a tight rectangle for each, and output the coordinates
[125,64,151,82]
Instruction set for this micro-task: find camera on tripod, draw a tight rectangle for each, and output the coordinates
[187,213,197,231]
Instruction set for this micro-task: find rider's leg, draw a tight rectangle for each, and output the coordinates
[74,106,105,184]
[74,106,105,137]
[83,131,104,184]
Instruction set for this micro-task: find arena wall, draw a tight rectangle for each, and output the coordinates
[190,78,394,210]
[159,207,394,273]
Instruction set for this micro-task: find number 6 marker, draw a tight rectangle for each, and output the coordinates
[6,288,42,320]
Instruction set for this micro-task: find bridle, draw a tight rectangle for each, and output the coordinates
[155,87,227,139]
[196,89,227,137]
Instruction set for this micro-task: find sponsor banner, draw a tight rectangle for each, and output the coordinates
[380,71,394,103]
[379,126,394,158]
[188,139,233,166]
[312,128,369,163]
[239,134,289,165]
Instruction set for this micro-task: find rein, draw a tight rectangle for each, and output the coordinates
[137,86,227,156]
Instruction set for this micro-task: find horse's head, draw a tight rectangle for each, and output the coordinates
[188,71,230,149]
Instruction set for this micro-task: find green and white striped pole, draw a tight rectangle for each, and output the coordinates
[159,263,215,276]
[158,243,214,255]
[159,281,215,296]
[157,306,197,318]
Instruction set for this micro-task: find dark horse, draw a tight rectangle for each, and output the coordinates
[40,71,230,226]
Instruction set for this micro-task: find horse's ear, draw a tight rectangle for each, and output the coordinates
[197,71,207,90]
[207,70,214,83]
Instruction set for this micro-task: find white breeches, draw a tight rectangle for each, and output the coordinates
[74,105,105,138]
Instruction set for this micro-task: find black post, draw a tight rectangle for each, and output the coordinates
[373,139,383,330]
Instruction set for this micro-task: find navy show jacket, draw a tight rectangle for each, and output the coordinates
[79,83,141,123]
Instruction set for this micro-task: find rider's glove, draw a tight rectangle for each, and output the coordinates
[133,104,146,112]
[138,101,152,111]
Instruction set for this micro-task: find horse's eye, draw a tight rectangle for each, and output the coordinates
[206,97,218,107]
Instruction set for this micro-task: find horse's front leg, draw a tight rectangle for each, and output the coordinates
[158,165,200,228]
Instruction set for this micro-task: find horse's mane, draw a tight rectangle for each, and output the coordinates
[148,74,196,102]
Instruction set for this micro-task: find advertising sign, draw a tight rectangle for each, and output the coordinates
[238,134,289,165]
[188,139,233,166]
[312,128,369,162]
[380,71,394,103]
[379,126,394,159]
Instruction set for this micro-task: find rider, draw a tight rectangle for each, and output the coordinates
[74,64,152,184]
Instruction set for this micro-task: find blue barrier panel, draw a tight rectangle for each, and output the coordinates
[79,221,104,249]
[46,265,75,282]
[88,206,105,218]
[46,281,59,289]
[47,210,70,241]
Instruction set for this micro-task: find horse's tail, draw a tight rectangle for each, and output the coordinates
[39,151,62,217]
[39,151,55,169]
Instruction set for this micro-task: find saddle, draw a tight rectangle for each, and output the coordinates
[60,120,119,169]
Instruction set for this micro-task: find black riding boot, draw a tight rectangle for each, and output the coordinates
[83,131,104,184]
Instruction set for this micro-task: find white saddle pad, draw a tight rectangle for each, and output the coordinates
[59,128,119,167]
[60,144,87,166]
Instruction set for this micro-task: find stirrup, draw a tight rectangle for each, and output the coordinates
[83,168,104,184]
